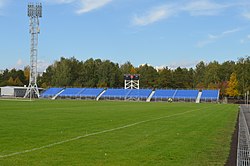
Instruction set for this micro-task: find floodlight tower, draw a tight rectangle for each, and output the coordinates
[24,3,42,98]
[124,74,140,89]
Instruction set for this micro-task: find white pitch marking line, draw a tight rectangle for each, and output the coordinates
[0,99,34,102]
[0,106,216,159]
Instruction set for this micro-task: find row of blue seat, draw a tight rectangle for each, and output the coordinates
[101,89,152,99]
[152,89,219,100]
[59,88,104,97]
[40,88,63,98]
[200,90,219,100]
[40,88,104,98]
[40,88,219,101]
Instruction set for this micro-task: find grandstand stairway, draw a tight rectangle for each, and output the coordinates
[146,91,155,102]
[172,89,178,99]
[52,89,65,100]
[196,91,202,103]
[96,90,106,101]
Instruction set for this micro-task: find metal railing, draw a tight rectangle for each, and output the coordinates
[237,105,250,166]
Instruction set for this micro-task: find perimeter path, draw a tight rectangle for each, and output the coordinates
[0,105,216,159]
[242,106,250,132]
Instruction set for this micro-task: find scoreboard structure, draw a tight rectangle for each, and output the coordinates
[124,74,140,89]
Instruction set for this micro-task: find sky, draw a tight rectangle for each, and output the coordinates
[1,0,250,71]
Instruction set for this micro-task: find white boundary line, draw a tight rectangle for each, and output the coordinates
[0,99,33,102]
[0,105,216,159]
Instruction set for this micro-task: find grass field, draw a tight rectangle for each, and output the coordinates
[0,100,238,166]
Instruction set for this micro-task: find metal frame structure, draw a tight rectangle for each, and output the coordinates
[124,74,140,89]
[237,105,250,166]
[24,3,42,98]
[247,91,249,108]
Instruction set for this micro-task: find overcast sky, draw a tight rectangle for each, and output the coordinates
[1,0,250,71]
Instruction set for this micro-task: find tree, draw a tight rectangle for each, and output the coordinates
[172,67,186,89]
[137,64,158,88]
[24,66,30,85]
[226,72,239,97]
[120,62,135,74]
[77,58,99,87]
[194,61,206,88]
[40,65,53,87]
[218,61,235,82]
[7,77,15,86]
[158,67,173,88]
[51,57,78,87]
[14,77,24,86]
[97,60,121,88]
[204,61,220,86]
[235,56,250,95]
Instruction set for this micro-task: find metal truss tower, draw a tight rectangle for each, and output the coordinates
[124,74,140,89]
[24,3,42,98]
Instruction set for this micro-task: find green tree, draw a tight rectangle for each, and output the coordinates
[157,67,173,88]
[137,64,158,88]
[51,57,74,87]
[172,67,186,89]
[218,61,235,82]
[77,58,99,87]
[97,60,121,88]
[235,56,250,95]
[194,61,206,88]
[120,61,135,74]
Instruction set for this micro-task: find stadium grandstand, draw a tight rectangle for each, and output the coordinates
[39,87,220,103]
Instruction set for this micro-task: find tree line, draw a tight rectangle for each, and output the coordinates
[0,56,249,97]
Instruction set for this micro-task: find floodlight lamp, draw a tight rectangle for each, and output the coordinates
[35,3,42,18]
[28,3,35,17]
[28,3,42,18]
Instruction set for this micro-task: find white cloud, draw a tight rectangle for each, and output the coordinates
[240,34,250,44]
[182,0,229,16]
[76,0,113,14]
[14,59,27,70]
[44,0,113,14]
[17,59,23,66]
[242,11,250,20]
[167,60,199,69]
[222,28,241,35]
[13,59,49,72]
[132,5,177,26]
[197,28,241,47]
[43,0,76,4]
[0,0,7,7]
[0,0,9,14]
[38,60,50,72]
[132,0,234,26]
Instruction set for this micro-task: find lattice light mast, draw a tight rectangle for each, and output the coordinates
[124,74,140,89]
[24,3,42,98]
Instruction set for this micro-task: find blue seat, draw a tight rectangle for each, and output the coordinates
[126,89,152,99]
[173,90,199,99]
[79,88,104,97]
[201,90,219,101]
[152,89,176,99]
[40,88,63,98]
[58,88,84,97]
[101,89,130,98]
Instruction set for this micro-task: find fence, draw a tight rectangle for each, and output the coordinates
[237,105,250,166]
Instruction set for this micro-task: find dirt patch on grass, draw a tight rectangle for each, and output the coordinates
[225,112,239,166]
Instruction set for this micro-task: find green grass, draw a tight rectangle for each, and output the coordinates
[0,100,238,166]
